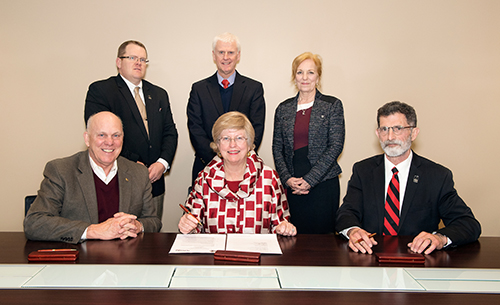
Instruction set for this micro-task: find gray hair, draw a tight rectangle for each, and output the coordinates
[377,101,417,127]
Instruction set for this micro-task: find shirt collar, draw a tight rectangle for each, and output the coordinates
[120,74,143,93]
[384,150,413,172]
[217,71,236,88]
[88,154,118,185]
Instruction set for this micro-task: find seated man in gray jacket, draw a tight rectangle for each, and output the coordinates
[24,111,161,244]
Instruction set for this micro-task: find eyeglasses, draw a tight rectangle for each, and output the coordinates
[119,56,149,64]
[219,136,247,145]
[377,125,415,135]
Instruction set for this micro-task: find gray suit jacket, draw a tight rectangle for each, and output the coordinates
[272,91,345,188]
[24,151,162,244]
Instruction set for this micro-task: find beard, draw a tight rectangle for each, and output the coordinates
[380,136,412,157]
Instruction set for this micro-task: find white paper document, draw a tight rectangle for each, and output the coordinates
[169,234,282,254]
[226,234,282,254]
[169,234,226,253]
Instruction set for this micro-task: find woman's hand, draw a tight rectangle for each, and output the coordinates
[275,220,297,236]
[178,214,200,234]
[287,177,311,195]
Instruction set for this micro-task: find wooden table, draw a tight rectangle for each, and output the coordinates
[0,232,499,305]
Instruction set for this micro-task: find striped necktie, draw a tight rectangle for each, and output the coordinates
[384,167,400,235]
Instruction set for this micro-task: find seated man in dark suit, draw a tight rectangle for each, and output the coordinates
[336,101,480,254]
[187,32,265,186]
[24,112,161,244]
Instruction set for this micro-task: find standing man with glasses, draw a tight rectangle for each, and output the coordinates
[336,101,480,254]
[85,40,178,221]
[187,32,265,187]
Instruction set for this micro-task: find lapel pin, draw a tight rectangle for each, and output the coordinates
[413,175,419,183]
[148,95,152,100]
[125,178,129,182]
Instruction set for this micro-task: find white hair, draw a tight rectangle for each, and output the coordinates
[212,32,241,52]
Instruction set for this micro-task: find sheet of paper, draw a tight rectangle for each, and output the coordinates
[226,234,282,254]
[169,234,227,254]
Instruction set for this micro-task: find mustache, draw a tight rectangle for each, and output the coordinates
[381,140,403,147]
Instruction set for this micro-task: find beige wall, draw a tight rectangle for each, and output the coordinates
[1,0,499,236]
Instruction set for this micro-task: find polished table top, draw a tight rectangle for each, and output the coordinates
[1,232,499,305]
[0,232,495,268]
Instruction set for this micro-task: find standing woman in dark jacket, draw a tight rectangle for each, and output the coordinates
[272,52,345,233]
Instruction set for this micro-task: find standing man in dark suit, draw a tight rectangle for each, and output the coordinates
[85,40,178,221]
[187,32,265,185]
[24,112,161,244]
[336,101,480,254]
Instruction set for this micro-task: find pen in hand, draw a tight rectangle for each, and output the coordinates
[353,233,377,244]
[178,204,202,226]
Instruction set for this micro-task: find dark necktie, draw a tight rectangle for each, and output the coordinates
[222,79,229,89]
[384,167,400,235]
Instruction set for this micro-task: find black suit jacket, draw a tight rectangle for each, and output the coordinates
[187,71,265,167]
[84,75,178,197]
[336,152,481,246]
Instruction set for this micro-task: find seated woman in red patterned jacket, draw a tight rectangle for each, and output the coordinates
[178,111,296,236]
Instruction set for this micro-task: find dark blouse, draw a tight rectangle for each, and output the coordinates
[293,107,312,151]
[226,180,242,193]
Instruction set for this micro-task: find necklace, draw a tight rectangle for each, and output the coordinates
[298,95,313,116]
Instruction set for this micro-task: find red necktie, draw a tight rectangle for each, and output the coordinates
[384,167,400,235]
[222,79,229,89]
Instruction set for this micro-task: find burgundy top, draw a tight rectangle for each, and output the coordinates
[93,173,120,223]
[226,180,242,193]
[293,107,312,150]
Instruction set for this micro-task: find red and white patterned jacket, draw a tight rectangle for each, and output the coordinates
[186,150,290,234]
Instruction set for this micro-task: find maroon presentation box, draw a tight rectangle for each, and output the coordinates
[375,252,425,264]
[214,250,261,263]
[28,249,79,262]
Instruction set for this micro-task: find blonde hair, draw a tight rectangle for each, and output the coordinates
[291,52,323,90]
[210,111,255,153]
